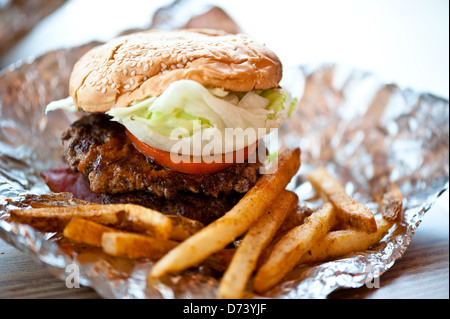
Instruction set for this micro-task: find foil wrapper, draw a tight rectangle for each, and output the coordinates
[0,0,66,61]
[0,19,449,299]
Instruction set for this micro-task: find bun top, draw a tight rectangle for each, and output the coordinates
[69,29,283,113]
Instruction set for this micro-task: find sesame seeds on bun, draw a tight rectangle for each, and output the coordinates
[69,29,283,113]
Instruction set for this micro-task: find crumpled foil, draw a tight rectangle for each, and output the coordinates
[0,0,66,61]
[0,9,449,300]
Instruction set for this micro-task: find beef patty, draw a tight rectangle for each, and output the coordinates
[61,113,262,200]
[101,191,242,225]
[41,166,244,225]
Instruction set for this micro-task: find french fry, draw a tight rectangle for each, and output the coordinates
[9,204,173,240]
[298,216,394,264]
[5,192,94,209]
[256,205,311,270]
[253,202,335,294]
[149,148,301,278]
[272,204,312,241]
[113,204,173,240]
[378,181,403,221]
[167,215,204,241]
[8,205,125,233]
[63,217,119,246]
[218,190,298,299]
[307,167,377,233]
[101,231,178,259]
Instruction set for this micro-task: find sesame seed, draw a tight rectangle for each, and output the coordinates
[170,64,176,70]
[161,62,167,70]
[130,79,134,85]
[131,70,136,76]
[101,87,106,94]
[123,69,128,76]
[130,61,136,67]
[143,64,149,71]
[177,63,184,69]
[124,84,130,89]
[111,83,116,89]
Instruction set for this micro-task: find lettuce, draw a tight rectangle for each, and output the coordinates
[261,89,288,119]
[288,97,298,117]
[46,80,295,156]
[105,96,213,137]
[44,96,79,114]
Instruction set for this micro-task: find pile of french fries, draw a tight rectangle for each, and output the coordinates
[6,148,403,298]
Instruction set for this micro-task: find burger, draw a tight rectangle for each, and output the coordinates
[44,29,296,225]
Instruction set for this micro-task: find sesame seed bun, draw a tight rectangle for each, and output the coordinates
[69,29,283,113]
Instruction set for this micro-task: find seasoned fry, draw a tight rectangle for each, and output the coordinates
[253,203,335,293]
[8,205,125,233]
[379,181,403,221]
[298,216,394,264]
[5,192,94,209]
[256,205,312,270]
[9,204,173,240]
[307,167,377,233]
[272,204,312,241]
[118,204,173,239]
[370,176,403,221]
[149,148,301,278]
[63,217,119,246]
[167,215,204,241]
[101,231,178,259]
[218,190,298,299]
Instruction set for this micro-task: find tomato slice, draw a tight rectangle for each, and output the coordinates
[126,129,257,175]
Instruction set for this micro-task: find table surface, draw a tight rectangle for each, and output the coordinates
[0,0,448,299]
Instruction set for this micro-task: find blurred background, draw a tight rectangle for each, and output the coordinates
[1,0,449,99]
[0,0,448,222]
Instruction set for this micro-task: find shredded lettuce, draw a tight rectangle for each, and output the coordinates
[105,97,213,137]
[268,150,279,163]
[261,89,288,119]
[106,80,293,155]
[46,80,295,156]
[45,96,78,114]
[288,97,298,117]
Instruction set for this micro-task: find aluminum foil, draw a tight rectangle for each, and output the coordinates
[0,10,449,300]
